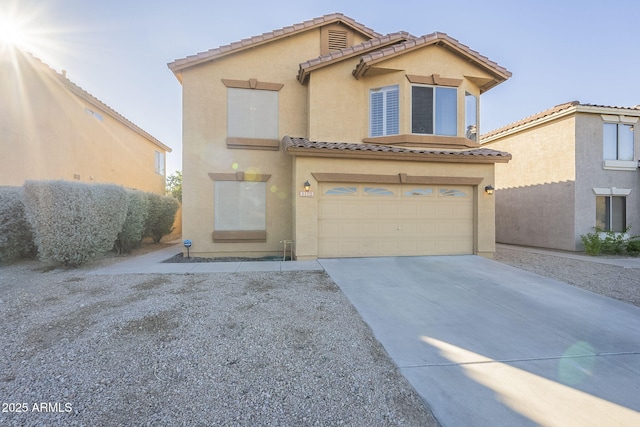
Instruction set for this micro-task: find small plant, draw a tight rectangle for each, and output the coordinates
[626,238,640,256]
[601,227,630,255]
[580,228,603,256]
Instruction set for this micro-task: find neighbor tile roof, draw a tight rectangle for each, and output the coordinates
[283,136,511,162]
[297,32,414,83]
[168,13,381,73]
[481,101,640,142]
[23,51,171,152]
[353,32,512,84]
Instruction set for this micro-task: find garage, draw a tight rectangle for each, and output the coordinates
[318,183,474,257]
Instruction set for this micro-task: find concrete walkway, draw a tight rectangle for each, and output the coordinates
[320,256,640,427]
[89,244,324,274]
[498,243,640,269]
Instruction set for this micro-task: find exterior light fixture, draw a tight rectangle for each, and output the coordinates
[485,185,495,195]
[304,180,311,192]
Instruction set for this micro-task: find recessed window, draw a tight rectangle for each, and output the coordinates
[154,151,165,175]
[228,88,278,140]
[603,123,634,161]
[596,195,626,232]
[412,85,457,136]
[370,86,399,137]
[214,181,266,231]
[465,92,478,141]
[84,107,103,121]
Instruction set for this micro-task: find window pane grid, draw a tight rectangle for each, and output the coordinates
[370,86,399,137]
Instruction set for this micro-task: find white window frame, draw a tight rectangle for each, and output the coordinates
[369,85,399,137]
[154,151,165,175]
[411,85,457,136]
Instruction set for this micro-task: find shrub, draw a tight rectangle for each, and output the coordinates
[0,187,36,262]
[580,229,602,256]
[23,180,128,266]
[144,193,180,243]
[626,239,640,256]
[600,227,630,255]
[114,189,149,254]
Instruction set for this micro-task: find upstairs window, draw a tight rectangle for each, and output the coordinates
[465,92,478,141]
[228,88,278,140]
[412,86,457,136]
[370,85,399,137]
[603,123,634,161]
[154,151,164,175]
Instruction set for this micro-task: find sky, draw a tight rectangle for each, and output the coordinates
[3,0,640,175]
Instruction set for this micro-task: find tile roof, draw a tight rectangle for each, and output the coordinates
[297,32,414,83]
[481,101,640,142]
[21,51,171,152]
[352,32,511,85]
[168,13,381,73]
[283,136,511,162]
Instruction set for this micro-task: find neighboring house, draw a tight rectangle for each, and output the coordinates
[0,49,171,194]
[481,101,640,251]
[168,13,511,260]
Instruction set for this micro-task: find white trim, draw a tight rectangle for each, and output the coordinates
[602,160,637,171]
[592,187,632,196]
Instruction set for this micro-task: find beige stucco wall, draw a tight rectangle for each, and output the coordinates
[180,29,329,257]
[0,52,168,194]
[308,44,490,143]
[574,112,640,243]
[485,115,578,250]
[292,156,497,259]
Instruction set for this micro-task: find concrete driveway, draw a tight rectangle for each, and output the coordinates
[319,256,640,427]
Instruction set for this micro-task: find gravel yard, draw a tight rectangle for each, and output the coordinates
[2,245,639,426]
[0,250,438,427]
[494,246,640,308]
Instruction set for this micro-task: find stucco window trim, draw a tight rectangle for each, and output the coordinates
[208,172,271,182]
[211,172,271,243]
[226,137,280,151]
[311,172,483,186]
[592,187,632,196]
[600,115,639,124]
[222,78,284,91]
[602,160,637,171]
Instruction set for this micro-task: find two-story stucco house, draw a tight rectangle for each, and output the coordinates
[169,13,511,260]
[482,101,640,251]
[1,49,171,194]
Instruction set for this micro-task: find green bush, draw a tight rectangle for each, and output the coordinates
[580,229,602,256]
[0,187,36,262]
[114,189,149,254]
[144,193,179,243]
[23,180,128,266]
[580,227,638,256]
[626,239,640,256]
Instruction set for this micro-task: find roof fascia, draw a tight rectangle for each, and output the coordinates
[297,32,412,84]
[21,50,171,152]
[353,33,511,85]
[168,14,381,75]
[481,106,577,144]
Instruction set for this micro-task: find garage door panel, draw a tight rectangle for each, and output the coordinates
[319,184,473,257]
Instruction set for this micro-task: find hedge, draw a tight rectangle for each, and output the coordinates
[114,189,150,254]
[144,193,180,243]
[23,180,128,266]
[0,186,36,262]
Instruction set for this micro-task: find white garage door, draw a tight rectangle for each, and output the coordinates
[318,184,474,258]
